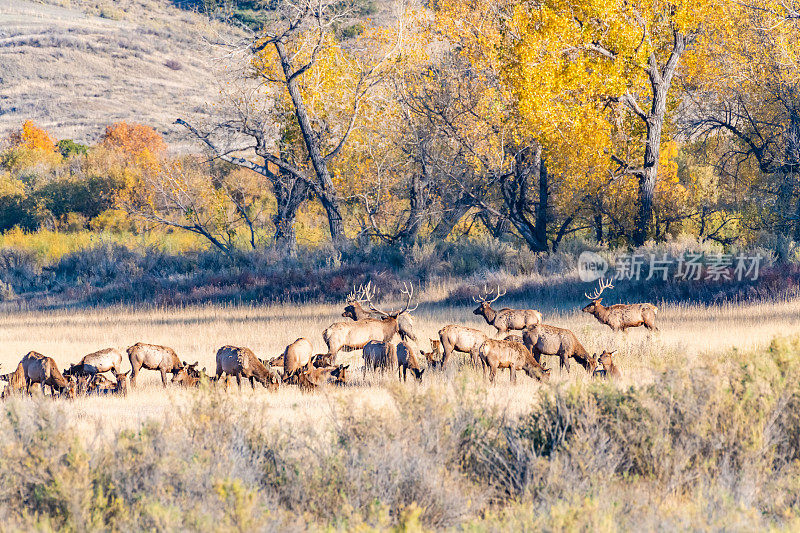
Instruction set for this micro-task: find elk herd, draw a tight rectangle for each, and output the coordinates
[0,277,656,399]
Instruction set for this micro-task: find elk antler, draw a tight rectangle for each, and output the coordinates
[346,281,373,303]
[585,277,614,300]
[473,284,506,304]
[365,281,418,317]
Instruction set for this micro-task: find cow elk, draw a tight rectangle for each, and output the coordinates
[582,278,658,332]
[523,325,598,374]
[438,325,487,369]
[423,339,443,370]
[1,362,26,398]
[299,364,349,389]
[127,342,183,387]
[594,350,621,380]
[172,362,208,388]
[323,282,418,360]
[396,340,425,382]
[69,348,124,379]
[20,351,75,397]
[473,286,542,335]
[362,340,398,377]
[281,338,314,384]
[477,339,550,384]
[215,345,280,390]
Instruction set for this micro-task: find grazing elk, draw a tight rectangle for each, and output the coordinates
[582,278,659,332]
[438,325,488,369]
[362,340,398,377]
[396,340,425,382]
[594,351,621,380]
[20,351,75,397]
[477,339,550,384]
[342,282,417,341]
[473,286,542,335]
[323,282,418,360]
[523,325,598,374]
[1,362,26,398]
[67,347,125,379]
[215,345,280,390]
[127,342,183,387]
[503,333,524,344]
[281,338,314,384]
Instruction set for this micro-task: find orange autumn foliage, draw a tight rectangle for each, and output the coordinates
[9,120,56,152]
[102,122,166,156]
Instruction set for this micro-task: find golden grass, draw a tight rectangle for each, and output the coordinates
[4,296,800,436]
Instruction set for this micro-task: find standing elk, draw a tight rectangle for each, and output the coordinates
[20,351,75,397]
[477,339,550,384]
[66,347,125,379]
[594,350,621,380]
[342,282,417,341]
[582,278,659,332]
[281,338,314,384]
[438,325,487,369]
[127,342,184,388]
[396,339,425,382]
[362,340,398,377]
[215,345,280,390]
[1,362,26,398]
[473,286,542,335]
[523,325,598,374]
[323,282,418,360]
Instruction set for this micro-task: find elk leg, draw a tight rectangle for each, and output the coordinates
[249,376,256,390]
[510,367,517,384]
[235,374,242,390]
[160,368,168,387]
[488,366,496,384]
[402,366,407,382]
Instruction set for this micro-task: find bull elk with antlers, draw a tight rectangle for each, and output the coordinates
[473,286,542,335]
[323,282,418,360]
[343,282,417,341]
[582,278,659,332]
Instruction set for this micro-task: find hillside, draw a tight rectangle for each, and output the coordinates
[0,0,243,149]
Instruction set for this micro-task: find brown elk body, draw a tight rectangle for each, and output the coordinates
[582,277,658,332]
[20,351,74,397]
[215,345,280,390]
[362,340,398,376]
[503,333,525,344]
[396,340,425,382]
[127,342,183,387]
[473,286,541,334]
[282,338,314,382]
[343,283,417,341]
[69,347,125,378]
[172,361,209,387]
[477,339,550,383]
[299,364,349,389]
[582,300,659,332]
[438,325,487,368]
[1,362,26,397]
[523,325,597,373]
[594,351,621,380]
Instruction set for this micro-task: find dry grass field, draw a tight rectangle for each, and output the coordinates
[2,296,800,430]
[0,0,239,147]
[4,293,800,530]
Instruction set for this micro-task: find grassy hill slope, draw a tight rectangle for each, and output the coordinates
[0,0,242,149]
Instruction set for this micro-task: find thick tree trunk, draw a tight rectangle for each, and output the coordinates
[275,40,346,244]
[398,172,426,244]
[594,212,604,244]
[501,144,548,252]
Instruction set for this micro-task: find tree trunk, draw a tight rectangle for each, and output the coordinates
[500,144,548,252]
[275,40,346,244]
[633,33,687,247]
[398,172,426,244]
[431,194,471,240]
[594,212,604,244]
[535,148,549,247]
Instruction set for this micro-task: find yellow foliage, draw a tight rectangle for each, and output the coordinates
[9,120,56,152]
[102,122,167,156]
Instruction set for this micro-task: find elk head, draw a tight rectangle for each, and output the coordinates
[582,277,614,313]
[598,350,617,368]
[343,282,372,319]
[473,285,506,316]
[115,370,130,395]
